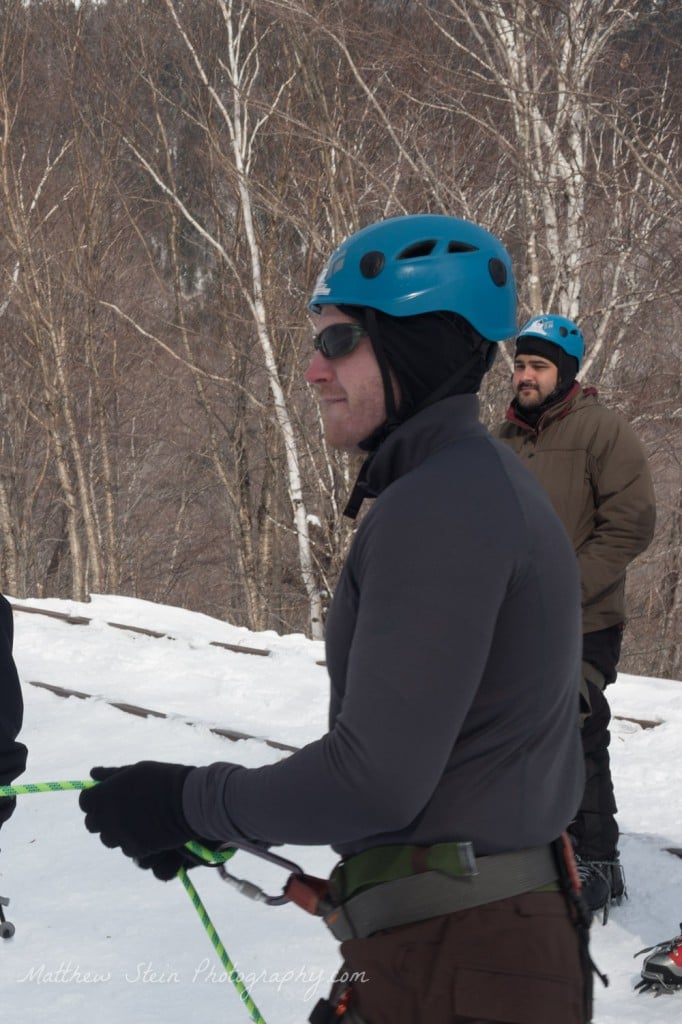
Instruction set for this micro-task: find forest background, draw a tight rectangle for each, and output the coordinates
[0,0,679,677]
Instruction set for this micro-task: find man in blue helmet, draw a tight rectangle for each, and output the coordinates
[497,315,656,922]
[79,217,593,1023]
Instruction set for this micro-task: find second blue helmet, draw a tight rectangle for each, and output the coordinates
[516,314,584,369]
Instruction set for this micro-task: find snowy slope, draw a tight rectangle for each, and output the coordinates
[0,594,680,1023]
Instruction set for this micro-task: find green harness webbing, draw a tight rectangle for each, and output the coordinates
[0,780,267,1024]
[321,842,560,941]
[328,839,479,901]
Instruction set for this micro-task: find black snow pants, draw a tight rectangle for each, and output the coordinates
[569,672,619,860]
[568,624,623,862]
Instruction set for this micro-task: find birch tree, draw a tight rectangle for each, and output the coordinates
[105,0,328,636]
[412,0,681,370]
[0,6,94,598]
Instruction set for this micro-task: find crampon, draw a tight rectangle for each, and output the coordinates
[635,923,682,994]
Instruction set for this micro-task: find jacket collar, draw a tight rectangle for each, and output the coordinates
[504,382,597,434]
[364,394,485,498]
[344,395,485,518]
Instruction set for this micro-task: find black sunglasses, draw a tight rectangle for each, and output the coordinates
[313,323,367,360]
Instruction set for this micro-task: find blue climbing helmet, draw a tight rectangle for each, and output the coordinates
[516,314,584,369]
[308,214,517,342]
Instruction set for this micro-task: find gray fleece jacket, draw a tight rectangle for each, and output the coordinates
[183,395,584,857]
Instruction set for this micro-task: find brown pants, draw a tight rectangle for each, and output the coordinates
[334,892,587,1024]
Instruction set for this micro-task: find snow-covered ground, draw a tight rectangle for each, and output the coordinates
[0,594,680,1023]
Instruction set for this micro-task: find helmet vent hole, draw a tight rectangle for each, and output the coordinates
[447,241,478,253]
[359,250,386,278]
[398,240,437,259]
[488,258,507,287]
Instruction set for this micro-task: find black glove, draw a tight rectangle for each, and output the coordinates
[136,847,211,882]
[0,795,16,828]
[79,762,197,873]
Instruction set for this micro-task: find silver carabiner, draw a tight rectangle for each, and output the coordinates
[216,841,303,907]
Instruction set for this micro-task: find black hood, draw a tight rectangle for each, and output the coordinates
[340,305,495,452]
[339,306,495,518]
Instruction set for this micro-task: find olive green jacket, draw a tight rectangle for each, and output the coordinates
[496,384,656,633]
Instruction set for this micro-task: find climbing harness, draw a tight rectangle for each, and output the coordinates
[288,841,561,941]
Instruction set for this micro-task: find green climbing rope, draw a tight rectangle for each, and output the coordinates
[179,867,267,1023]
[0,780,96,794]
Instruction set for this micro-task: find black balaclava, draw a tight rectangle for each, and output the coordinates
[340,305,494,450]
[512,336,578,427]
[339,305,495,517]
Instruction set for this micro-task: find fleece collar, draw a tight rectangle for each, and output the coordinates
[344,394,485,518]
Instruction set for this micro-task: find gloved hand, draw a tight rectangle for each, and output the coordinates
[0,795,16,828]
[134,847,203,881]
[79,762,197,877]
